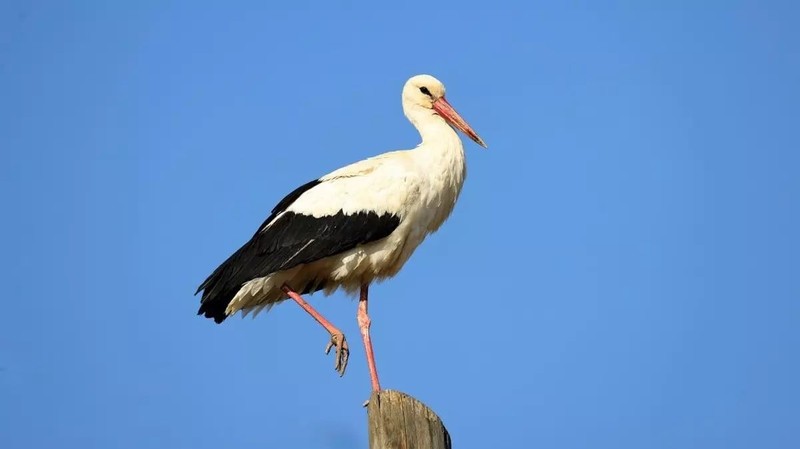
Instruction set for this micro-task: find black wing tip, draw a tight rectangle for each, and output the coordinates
[196,282,232,324]
[197,298,230,324]
[193,178,323,324]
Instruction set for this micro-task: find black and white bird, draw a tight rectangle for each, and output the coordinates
[196,74,487,392]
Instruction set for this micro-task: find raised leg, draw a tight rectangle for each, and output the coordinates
[282,283,349,376]
[358,284,381,392]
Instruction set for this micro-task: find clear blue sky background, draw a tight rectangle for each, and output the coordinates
[1,2,798,448]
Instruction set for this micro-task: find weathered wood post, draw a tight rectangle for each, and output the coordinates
[366,390,452,449]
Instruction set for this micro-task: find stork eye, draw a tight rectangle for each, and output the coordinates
[419,86,432,97]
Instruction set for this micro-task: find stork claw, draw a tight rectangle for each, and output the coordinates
[324,332,349,376]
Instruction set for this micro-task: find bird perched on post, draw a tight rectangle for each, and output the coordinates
[196,74,487,392]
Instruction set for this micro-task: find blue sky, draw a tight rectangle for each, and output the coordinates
[1,1,798,448]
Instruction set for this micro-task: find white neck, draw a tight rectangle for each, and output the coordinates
[404,104,463,150]
[403,103,467,231]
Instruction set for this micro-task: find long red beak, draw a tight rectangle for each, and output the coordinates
[432,97,487,148]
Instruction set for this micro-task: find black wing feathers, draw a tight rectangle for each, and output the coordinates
[249,179,322,239]
[195,179,321,296]
[196,179,400,323]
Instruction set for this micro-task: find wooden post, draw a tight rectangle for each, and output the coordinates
[366,389,452,449]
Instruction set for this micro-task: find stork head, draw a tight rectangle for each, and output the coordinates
[402,74,487,148]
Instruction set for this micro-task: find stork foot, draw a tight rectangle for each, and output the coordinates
[282,283,349,378]
[325,332,350,376]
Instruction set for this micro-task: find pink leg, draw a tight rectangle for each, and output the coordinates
[358,284,381,392]
[282,283,349,376]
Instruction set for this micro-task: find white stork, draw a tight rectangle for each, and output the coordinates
[196,74,487,392]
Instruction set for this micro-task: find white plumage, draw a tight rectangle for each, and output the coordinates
[196,74,486,389]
